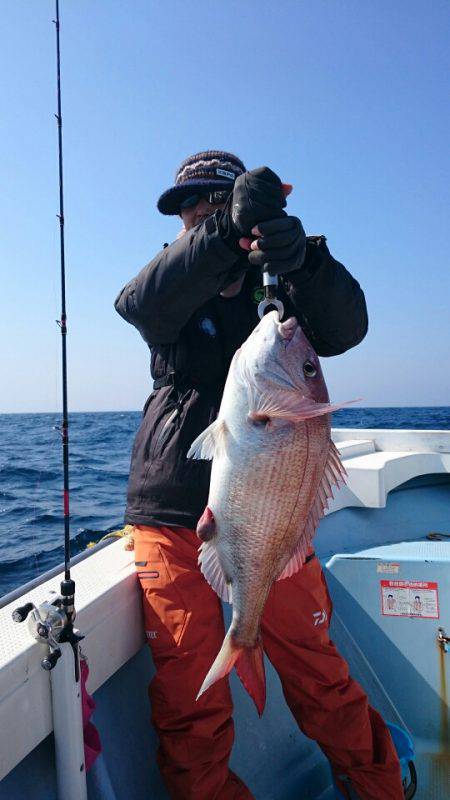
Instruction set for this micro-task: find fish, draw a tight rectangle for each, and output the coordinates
[187,311,350,715]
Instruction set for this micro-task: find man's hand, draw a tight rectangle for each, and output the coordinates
[243,217,307,276]
[230,167,288,237]
[217,168,293,256]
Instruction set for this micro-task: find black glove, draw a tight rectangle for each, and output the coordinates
[218,167,287,253]
[231,166,287,235]
[247,216,306,276]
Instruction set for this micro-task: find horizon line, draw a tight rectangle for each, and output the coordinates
[1,405,449,416]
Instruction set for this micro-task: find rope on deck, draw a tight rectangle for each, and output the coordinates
[86,524,135,551]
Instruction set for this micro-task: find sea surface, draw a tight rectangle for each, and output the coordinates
[1,408,449,599]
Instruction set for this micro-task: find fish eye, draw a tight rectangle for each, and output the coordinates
[303,360,317,378]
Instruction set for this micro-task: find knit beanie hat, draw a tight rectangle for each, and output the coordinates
[157,150,246,215]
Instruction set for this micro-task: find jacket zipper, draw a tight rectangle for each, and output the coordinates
[152,407,180,454]
[152,389,191,455]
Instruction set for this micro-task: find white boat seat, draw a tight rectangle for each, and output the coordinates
[328,451,450,510]
[335,439,376,459]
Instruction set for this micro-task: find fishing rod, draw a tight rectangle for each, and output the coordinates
[13,0,79,663]
[12,4,88,796]
[55,0,76,632]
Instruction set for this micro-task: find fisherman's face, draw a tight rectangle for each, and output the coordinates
[180,197,226,231]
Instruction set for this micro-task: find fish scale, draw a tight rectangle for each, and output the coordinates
[224,423,329,644]
[188,311,348,713]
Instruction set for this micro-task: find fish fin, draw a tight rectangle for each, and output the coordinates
[197,631,266,717]
[252,389,357,423]
[197,506,216,542]
[187,419,228,460]
[196,629,240,700]
[328,441,347,485]
[198,541,233,603]
[277,441,347,581]
[235,641,266,716]
[276,538,310,581]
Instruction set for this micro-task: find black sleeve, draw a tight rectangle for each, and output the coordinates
[280,236,368,357]
[114,213,245,344]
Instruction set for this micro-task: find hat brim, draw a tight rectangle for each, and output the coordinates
[157,178,234,215]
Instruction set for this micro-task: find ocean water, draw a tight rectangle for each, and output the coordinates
[0,408,449,599]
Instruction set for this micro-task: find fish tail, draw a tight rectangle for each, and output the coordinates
[196,629,240,702]
[235,639,266,716]
[196,630,266,716]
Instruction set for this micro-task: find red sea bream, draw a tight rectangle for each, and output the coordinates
[187,311,350,714]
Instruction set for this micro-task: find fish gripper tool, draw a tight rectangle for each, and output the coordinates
[258,270,284,320]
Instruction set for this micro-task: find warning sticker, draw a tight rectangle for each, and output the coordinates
[377,563,400,574]
[381,580,439,619]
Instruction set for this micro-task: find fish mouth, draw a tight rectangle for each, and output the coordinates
[278,317,298,341]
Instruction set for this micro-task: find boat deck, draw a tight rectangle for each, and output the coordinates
[0,429,449,798]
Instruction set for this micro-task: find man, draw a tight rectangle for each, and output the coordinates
[115,151,403,799]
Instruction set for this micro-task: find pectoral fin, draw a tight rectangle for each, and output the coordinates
[251,389,357,424]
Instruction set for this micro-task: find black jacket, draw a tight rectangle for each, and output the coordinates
[115,212,368,529]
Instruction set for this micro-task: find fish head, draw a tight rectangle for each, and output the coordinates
[237,311,329,405]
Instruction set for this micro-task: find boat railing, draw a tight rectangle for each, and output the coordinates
[0,536,117,610]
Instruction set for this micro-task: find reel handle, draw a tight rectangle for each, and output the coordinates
[12,602,35,623]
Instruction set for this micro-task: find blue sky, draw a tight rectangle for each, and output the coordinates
[1,0,449,412]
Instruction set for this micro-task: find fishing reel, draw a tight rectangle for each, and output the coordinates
[12,581,83,671]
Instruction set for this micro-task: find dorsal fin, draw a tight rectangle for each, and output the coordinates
[277,441,347,581]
